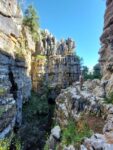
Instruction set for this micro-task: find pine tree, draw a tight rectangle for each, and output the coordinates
[23,5,39,42]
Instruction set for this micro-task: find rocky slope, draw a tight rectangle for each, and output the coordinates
[47,80,113,150]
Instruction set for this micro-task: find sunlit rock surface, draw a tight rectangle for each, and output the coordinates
[52,80,113,149]
[99,0,113,95]
[31,30,81,92]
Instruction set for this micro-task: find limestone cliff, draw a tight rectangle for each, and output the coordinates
[99,0,113,94]
[0,0,35,138]
[46,1,113,149]
[0,0,80,140]
[31,30,81,94]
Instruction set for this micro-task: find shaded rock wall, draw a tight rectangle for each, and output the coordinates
[0,0,35,138]
[99,0,113,94]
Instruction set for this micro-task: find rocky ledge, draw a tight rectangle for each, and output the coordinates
[46,79,113,150]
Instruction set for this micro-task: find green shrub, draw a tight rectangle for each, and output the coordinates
[82,64,102,81]
[0,138,10,150]
[23,5,40,42]
[0,88,6,96]
[44,142,49,150]
[104,92,113,104]
[11,136,22,150]
[15,51,25,60]
[0,133,21,150]
[23,91,49,121]
[36,55,46,60]
[18,90,50,149]
[61,119,92,147]
[0,107,5,117]
[41,30,47,39]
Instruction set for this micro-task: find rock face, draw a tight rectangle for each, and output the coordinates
[0,0,80,140]
[99,0,113,94]
[46,1,113,149]
[52,80,113,149]
[50,1,113,148]
[31,30,81,93]
[0,0,35,138]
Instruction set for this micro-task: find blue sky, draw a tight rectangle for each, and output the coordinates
[24,0,106,69]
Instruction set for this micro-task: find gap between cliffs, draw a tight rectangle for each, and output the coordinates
[11,85,58,150]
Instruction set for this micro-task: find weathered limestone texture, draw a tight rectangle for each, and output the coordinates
[99,0,113,95]
[46,1,113,149]
[31,30,81,92]
[49,80,113,149]
[0,0,35,138]
[0,0,80,139]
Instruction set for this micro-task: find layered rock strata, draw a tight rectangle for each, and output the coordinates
[0,0,80,139]
[99,0,113,94]
[31,30,81,92]
[0,0,35,138]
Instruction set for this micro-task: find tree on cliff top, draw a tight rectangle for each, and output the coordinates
[82,64,101,80]
[23,5,39,42]
[93,63,101,79]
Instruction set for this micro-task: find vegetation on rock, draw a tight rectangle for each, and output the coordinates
[0,107,5,117]
[0,0,111,149]
[0,133,21,150]
[0,138,11,150]
[15,51,25,60]
[0,88,6,96]
[82,63,101,80]
[36,55,46,60]
[61,119,92,148]
[23,5,40,42]
[23,91,49,117]
[16,88,55,150]
[104,92,113,104]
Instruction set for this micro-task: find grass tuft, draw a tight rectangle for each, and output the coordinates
[61,119,92,147]
[104,92,113,104]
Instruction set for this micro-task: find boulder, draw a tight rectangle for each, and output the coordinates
[51,126,61,140]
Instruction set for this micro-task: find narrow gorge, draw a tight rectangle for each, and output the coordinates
[0,0,113,150]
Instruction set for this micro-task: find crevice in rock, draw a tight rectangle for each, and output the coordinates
[48,97,56,105]
[0,11,11,18]
[13,90,56,150]
[8,68,18,100]
[104,20,113,30]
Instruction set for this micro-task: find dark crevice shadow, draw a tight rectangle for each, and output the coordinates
[8,68,18,100]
